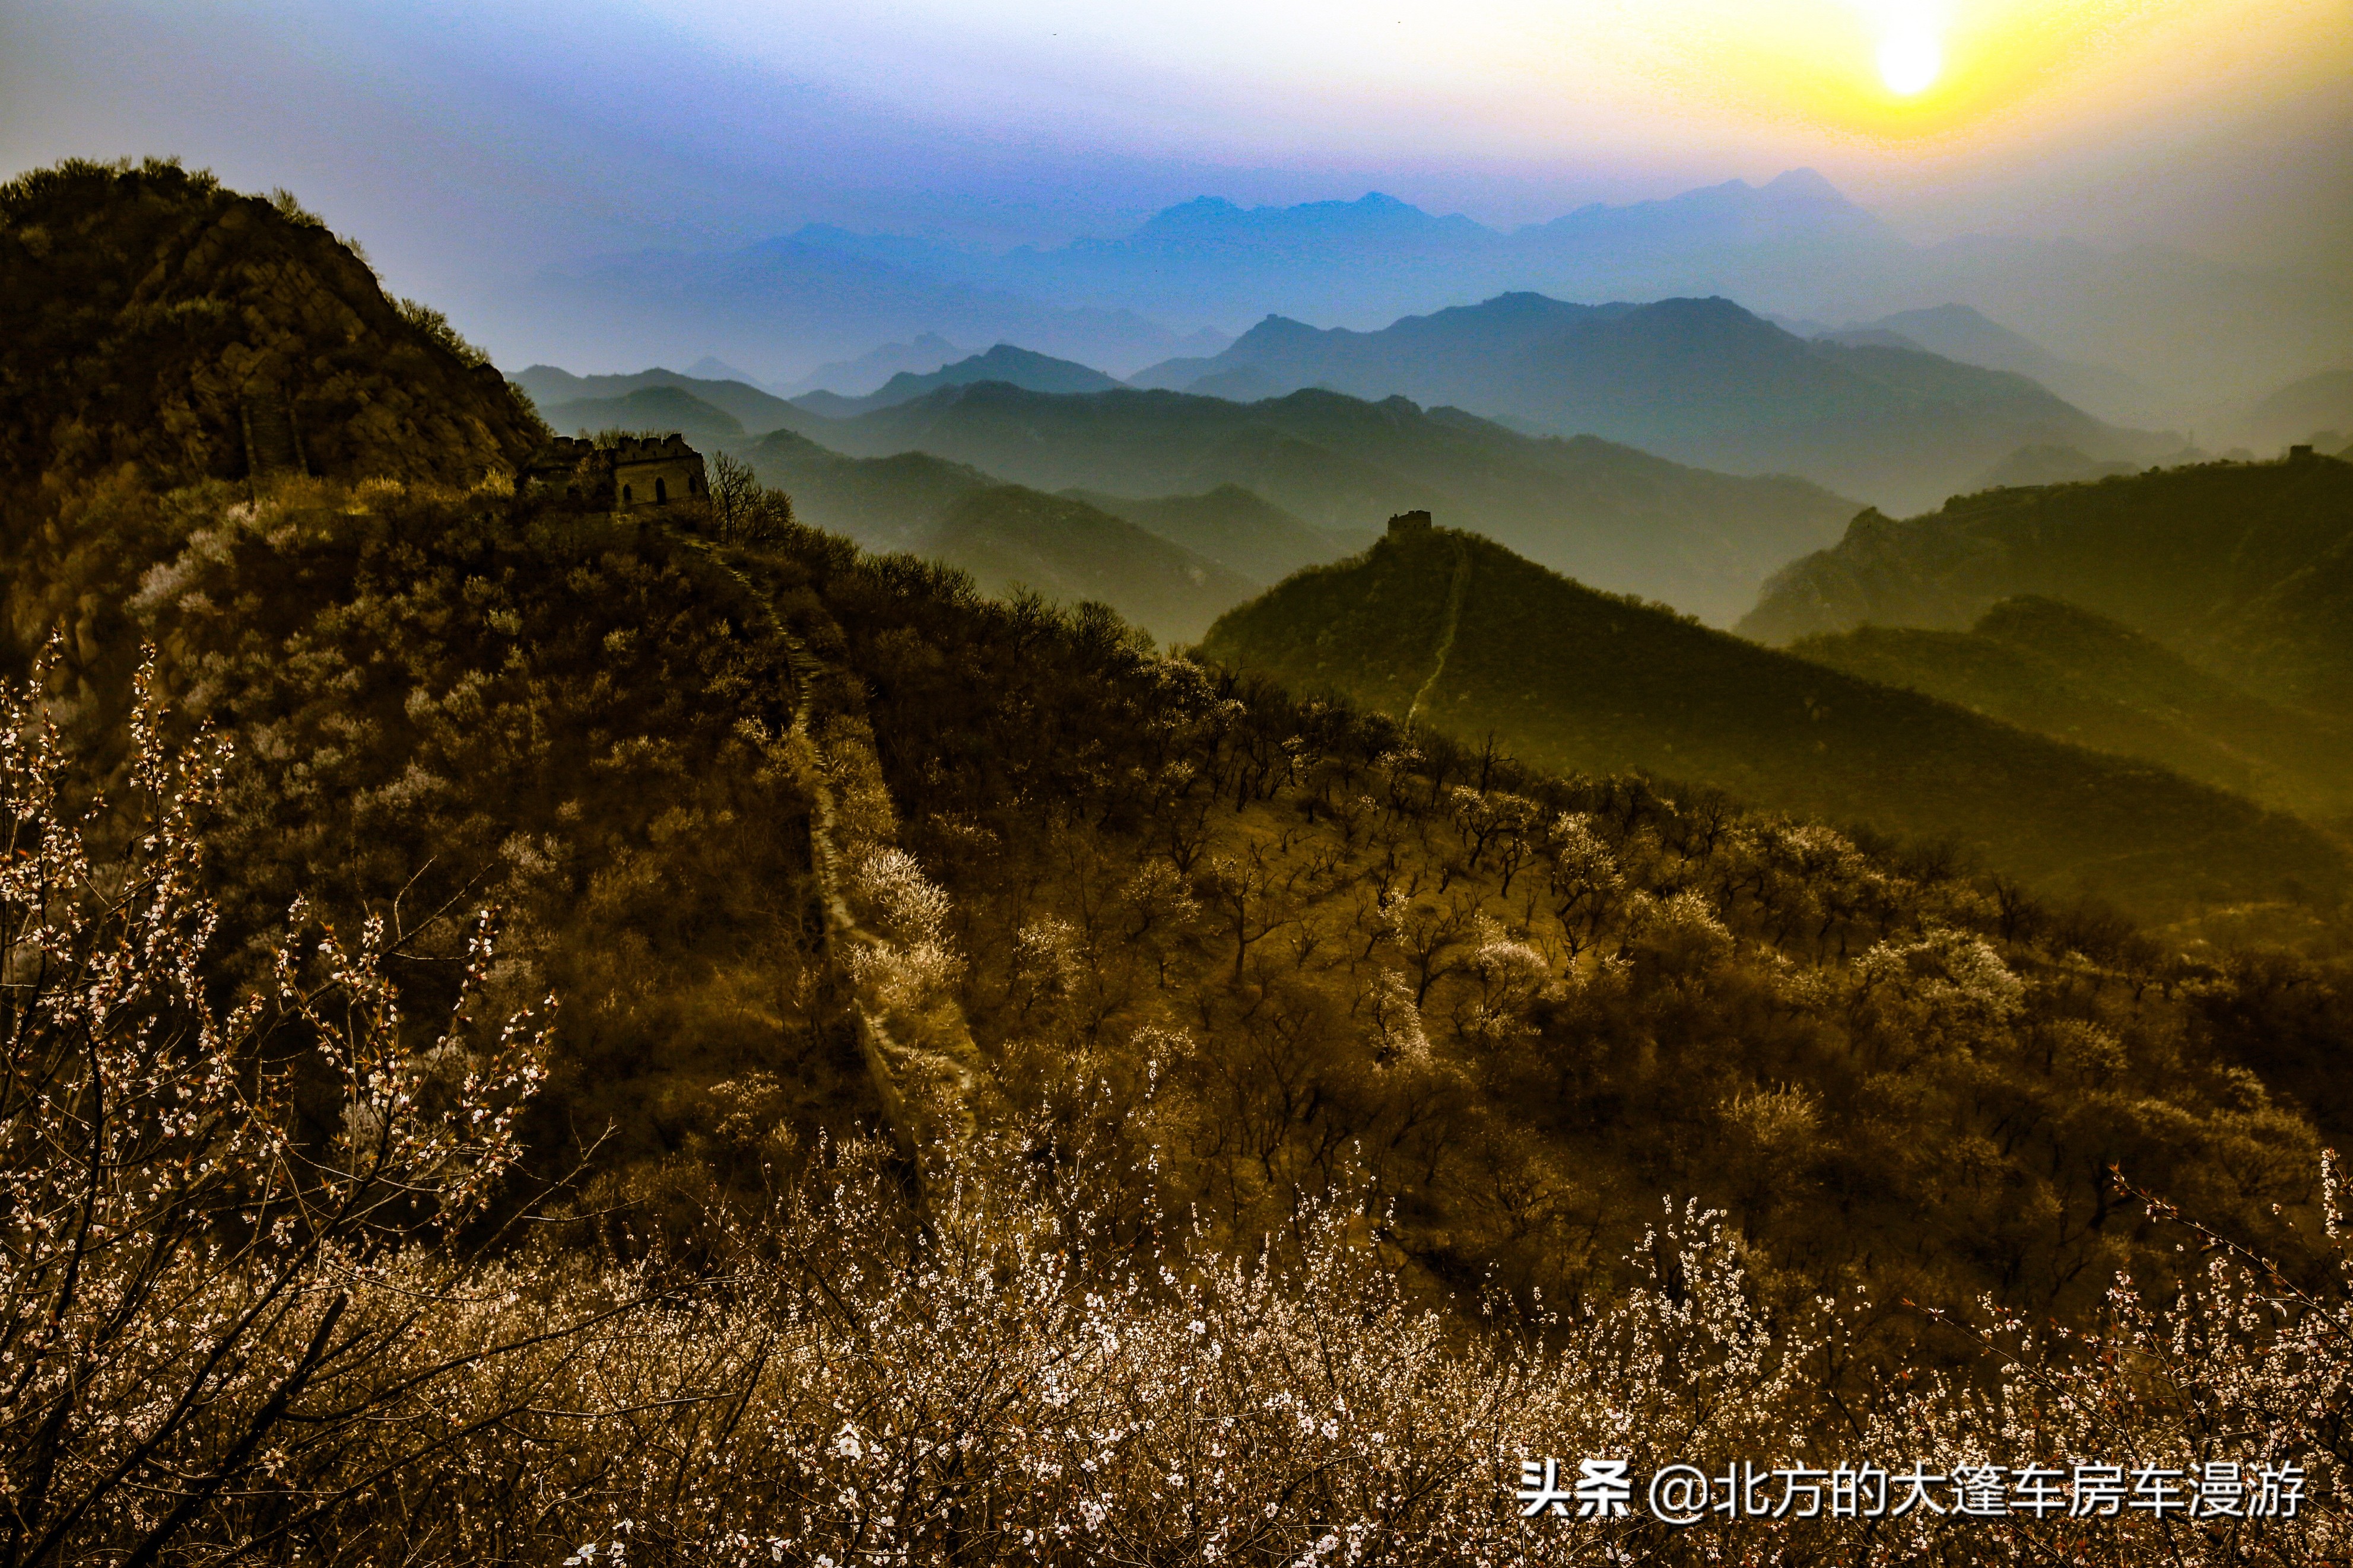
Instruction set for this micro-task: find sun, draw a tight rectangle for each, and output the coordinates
[1876,17,1944,95]
[1873,5,1946,97]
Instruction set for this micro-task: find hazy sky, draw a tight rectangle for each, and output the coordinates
[4,0,2348,344]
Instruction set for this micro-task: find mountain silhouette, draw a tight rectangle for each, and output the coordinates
[770,380,1858,622]
[1129,293,2167,511]
[792,344,1122,417]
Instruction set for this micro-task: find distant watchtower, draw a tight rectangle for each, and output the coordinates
[1387,510,1433,535]
[2288,444,2316,462]
[523,432,710,511]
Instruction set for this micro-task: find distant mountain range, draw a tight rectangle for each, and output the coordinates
[1126,293,2173,513]
[792,344,1122,418]
[1776,304,2157,424]
[513,364,802,439]
[1200,521,2345,917]
[755,380,1860,625]
[783,334,966,398]
[510,170,2353,410]
[737,429,1323,644]
[1741,455,2353,725]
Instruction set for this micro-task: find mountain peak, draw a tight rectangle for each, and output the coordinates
[1762,167,1849,202]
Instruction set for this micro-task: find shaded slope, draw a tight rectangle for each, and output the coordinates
[538,384,748,450]
[1063,484,1369,585]
[1795,597,2353,821]
[0,158,544,498]
[1739,457,2353,719]
[927,487,1257,645]
[1201,524,2346,916]
[793,381,1857,624]
[744,428,994,552]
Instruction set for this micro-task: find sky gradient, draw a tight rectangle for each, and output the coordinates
[3,1,2347,377]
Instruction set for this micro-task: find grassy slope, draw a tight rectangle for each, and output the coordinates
[1795,597,2353,822]
[1202,526,2348,916]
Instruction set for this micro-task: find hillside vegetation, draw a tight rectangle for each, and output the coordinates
[0,157,544,507]
[1741,457,2353,721]
[7,162,2353,1563]
[1201,523,2347,919]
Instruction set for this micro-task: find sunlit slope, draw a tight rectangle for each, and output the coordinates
[1201,525,2346,914]
[1741,458,2353,719]
[1795,597,2353,822]
[794,382,1856,624]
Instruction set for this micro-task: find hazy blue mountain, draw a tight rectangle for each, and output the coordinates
[1128,294,2166,512]
[1828,305,2155,423]
[683,356,781,393]
[783,333,965,397]
[773,380,1858,623]
[504,168,2351,414]
[511,365,804,436]
[536,385,748,450]
[522,234,1210,382]
[793,344,1122,417]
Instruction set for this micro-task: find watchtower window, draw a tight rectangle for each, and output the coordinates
[622,484,634,504]
[655,477,669,504]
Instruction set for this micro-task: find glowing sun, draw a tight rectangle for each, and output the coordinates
[1875,6,1945,96]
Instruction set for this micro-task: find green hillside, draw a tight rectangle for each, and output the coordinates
[1201,522,2348,917]
[1740,457,2353,718]
[1063,483,1370,584]
[1795,597,2353,822]
[789,382,1859,624]
[925,486,1258,644]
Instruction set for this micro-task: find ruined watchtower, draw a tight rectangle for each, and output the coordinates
[523,433,709,511]
[1387,509,1434,535]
